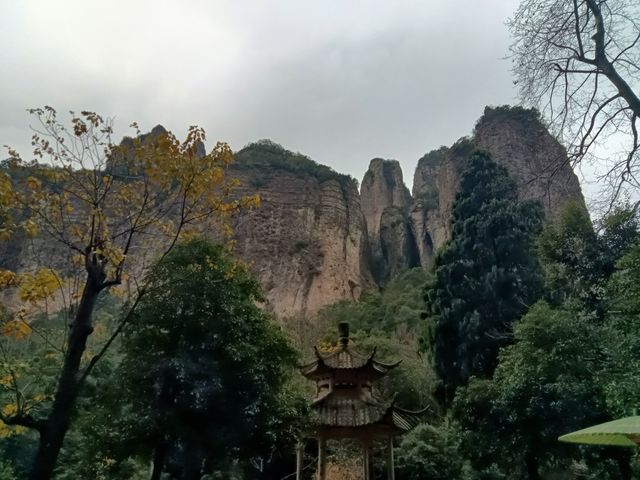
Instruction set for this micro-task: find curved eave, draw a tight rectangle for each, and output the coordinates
[368,356,402,374]
[309,397,428,433]
[383,404,428,432]
[300,345,402,379]
[302,363,396,380]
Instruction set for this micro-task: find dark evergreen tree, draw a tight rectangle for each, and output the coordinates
[427,151,543,402]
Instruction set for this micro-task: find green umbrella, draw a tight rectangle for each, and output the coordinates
[559,416,640,447]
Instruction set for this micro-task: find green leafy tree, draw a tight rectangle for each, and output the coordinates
[348,331,438,412]
[428,151,544,401]
[304,268,437,412]
[396,421,464,480]
[598,241,640,418]
[0,108,257,479]
[538,203,639,316]
[315,268,432,339]
[111,239,306,480]
[453,302,622,480]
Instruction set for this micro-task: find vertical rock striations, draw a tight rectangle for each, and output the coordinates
[362,106,587,279]
[360,159,417,284]
[409,106,587,261]
[410,141,471,267]
[0,107,589,319]
[229,141,374,318]
[473,106,585,220]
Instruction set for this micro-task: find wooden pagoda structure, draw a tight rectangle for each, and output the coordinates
[297,322,425,480]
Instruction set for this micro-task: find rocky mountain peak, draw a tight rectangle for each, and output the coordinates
[0,107,589,320]
[361,159,412,224]
[473,106,584,220]
[360,158,416,285]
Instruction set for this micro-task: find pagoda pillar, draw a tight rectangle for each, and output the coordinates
[362,441,372,480]
[296,441,304,480]
[387,436,395,480]
[317,437,327,480]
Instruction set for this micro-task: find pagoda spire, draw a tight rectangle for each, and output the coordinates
[338,321,350,346]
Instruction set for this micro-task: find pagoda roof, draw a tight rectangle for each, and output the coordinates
[301,345,401,379]
[311,393,426,433]
[301,322,401,379]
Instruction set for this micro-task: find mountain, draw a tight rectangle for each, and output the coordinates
[0,106,587,319]
[227,140,374,318]
[363,106,586,280]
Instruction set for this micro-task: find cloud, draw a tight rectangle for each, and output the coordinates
[1,0,526,187]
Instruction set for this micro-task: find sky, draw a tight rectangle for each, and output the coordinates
[1,0,548,191]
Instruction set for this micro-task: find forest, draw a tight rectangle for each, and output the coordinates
[0,116,639,479]
[1,0,640,479]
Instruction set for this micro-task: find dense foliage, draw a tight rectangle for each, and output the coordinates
[396,422,463,480]
[298,268,438,413]
[0,240,308,479]
[102,239,306,479]
[454,302,612,478]
[428,151,544,400]
[0,109,259,479]
[1,113,640,479]
[435,200,640,479]
[234,139,355,187]
[538,203,639,316]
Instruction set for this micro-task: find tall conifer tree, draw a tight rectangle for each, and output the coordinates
[427,151,543,401]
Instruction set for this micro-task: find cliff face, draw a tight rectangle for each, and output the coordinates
[410,144,468,267]
[224,107,586,312]
[360,159,415,284]
[473,107,585,220]
[0,107,588,319]
[228,141,374,318]
[363,107,587,276]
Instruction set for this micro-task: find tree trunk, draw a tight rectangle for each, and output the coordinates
[178,438,204,480]
[617,453,632,480]
[585,0,640,117]
[150,442,167,480]
[28,275,101,480]
[525,454,540,480]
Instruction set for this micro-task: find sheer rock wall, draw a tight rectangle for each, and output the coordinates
[362,107,587,275]
[0,107,588,319]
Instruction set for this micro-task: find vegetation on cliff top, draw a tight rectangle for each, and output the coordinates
[234,139,356,187]
[475,105,545,133]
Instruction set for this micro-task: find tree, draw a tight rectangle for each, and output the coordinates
[598,241,640,418]
[348,330,438,413]
[508,0,640,202]
[537,202,603,310]
[105,239,307,480]
[0,107,258,479]
[427,151,544,402]
[453,302,618,480]
[395,422,464,480]
[537,202,638,316]
[305,268,438,412]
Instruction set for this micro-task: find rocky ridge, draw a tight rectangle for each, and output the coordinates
[227,140,374,318]
[0,107,587,318]
[361,106,586,279]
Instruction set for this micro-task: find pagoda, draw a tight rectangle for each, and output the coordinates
[297,322,425,480]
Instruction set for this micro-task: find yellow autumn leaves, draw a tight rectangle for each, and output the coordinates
[0,173,14,240]
[17,269,61,304]
[0,268,62,340]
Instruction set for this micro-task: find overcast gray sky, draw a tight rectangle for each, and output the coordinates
[1,0,547,190]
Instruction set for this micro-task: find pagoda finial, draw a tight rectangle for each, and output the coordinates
[338,321,350,346]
